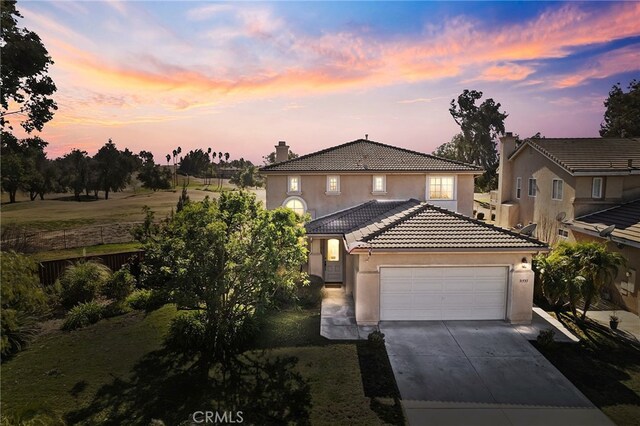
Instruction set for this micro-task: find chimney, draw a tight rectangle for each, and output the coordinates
[275,141,289,163]
[496,132,518,225]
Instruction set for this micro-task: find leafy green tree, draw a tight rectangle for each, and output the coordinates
[230,165,263,189]
[434,90,508,191]
[534,252,582,314]
[138,151,171,191]
[1,251,49,356]
[0,132,48,203]
[571,242,626,319]
[94,139,137,199]
[178,148,211,177]
[142,192,308,372]
[0,0,57,133]
[59,149,89,200]
[600,79,640,137]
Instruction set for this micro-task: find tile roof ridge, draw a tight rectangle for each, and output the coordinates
[260,138,482,171]
[361,201,430,242]
[261,139,364,171]
[306,200,377,230]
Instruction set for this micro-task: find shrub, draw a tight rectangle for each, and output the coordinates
[1,251,49,357]
[103,268,135,302]
[125,289,167,311]
[368,330,386,346]
[296,276,323,309]
[491,213,496,221]
[476,212,485,221]
[536,329,556,348]
[57,261,112,309]
[165,311,206,354]
[62,302,104,330]
[102,301,132,318]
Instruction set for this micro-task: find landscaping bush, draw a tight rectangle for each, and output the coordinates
[62,302,104,331]
[56,261,112,309]
[536,328,556,348]
[103,267,135,302]
[368,330,386,346]
[476,212,485,220]
[164,311,206,354]
[1,251,49,357]
[102,301,132,318]
[125,289,168,311]
[296,276,323,309]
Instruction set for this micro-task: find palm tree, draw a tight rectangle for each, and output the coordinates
[572,242,626,320]
[172,149,178,187]
[207,147,212,185]
[217,152,224,189]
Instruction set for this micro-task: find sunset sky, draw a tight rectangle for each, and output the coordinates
[11,1,640,164]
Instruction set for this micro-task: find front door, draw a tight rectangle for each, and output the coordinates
[324,238,343,282]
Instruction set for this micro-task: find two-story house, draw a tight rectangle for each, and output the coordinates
[495,134,640,314]
[261,138,548,326]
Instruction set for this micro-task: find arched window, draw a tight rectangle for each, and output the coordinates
[283,196,307,215]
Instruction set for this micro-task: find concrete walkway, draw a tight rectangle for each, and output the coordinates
[586,310,640,341]
[381,321,613,426]
[320,288,376,340]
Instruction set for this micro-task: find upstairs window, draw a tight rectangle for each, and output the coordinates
[288,176,300,193]
[516,177,522,199]
[528,178,537,197]
[326,175,340,194]
[429,176,455,200]
[592,177,603,199]
[372,175,386,193]
[552,179,563,200]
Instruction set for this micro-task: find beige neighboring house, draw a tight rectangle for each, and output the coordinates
[261,138,548,325]
[495,134,640,314]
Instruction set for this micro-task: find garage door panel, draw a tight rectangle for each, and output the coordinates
[380,266,507,321]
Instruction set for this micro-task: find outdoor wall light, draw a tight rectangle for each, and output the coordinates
[520,257,530,269]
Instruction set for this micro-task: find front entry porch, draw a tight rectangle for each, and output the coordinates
[308,237,354,292]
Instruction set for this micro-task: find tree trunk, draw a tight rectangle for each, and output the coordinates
[9,190,16,203]
[39,192,45,200]
[30,191,37,201]
[581,295,592,321]
[104,190,109,200]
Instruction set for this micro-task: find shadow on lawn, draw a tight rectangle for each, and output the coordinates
[66,348,312,425]
[535,313,640,410]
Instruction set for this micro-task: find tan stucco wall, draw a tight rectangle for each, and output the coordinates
[265,172,475,218]
[573,233,639,315]
[498,144,640,244]
[353,252,538,325]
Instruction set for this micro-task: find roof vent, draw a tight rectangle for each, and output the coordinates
[365,134,369,140]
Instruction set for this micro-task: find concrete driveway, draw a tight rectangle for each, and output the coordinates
[380,321,613,426]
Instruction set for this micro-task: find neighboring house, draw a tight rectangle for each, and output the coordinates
[260,139,482,218]
[261,139,549,325]
[570,201,640,315]
[495,134,640,314]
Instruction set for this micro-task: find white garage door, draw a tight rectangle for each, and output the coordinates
[380,266,508,320]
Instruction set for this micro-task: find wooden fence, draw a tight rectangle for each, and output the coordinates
[38,250,144,286]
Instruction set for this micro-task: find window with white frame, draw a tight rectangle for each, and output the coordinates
[326,175,340,193]
[552,179,563,200]
[283,197,306,215]
[372,175,386,193]
[516,177,522,199]
[287,176,300,194]
[592,177,603,199]
[558,228,569,239]
[429,176,455,200]
[528,178,537,197]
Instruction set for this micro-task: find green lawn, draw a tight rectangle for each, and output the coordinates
[1,179,265,232]
[1,304,402,425]
[535,314,640,426]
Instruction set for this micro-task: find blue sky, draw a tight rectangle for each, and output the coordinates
[10,1,640,163]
